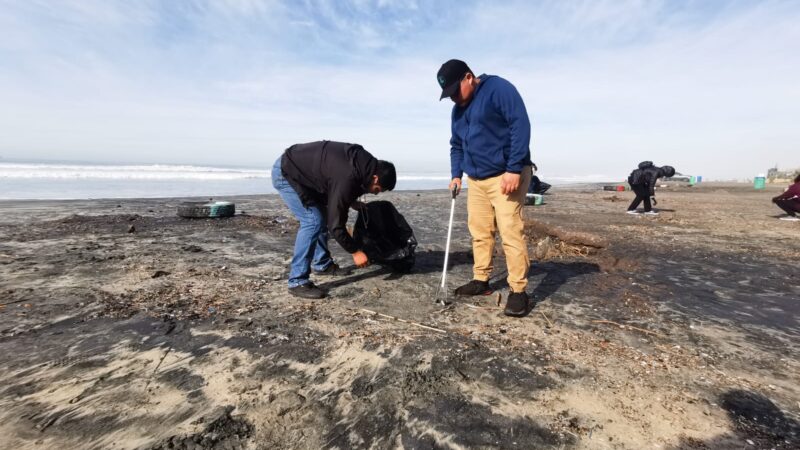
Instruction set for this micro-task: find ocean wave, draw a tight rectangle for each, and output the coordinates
[397,175,451,181]
[0,163,457,182]
[0,162,618,184]
[0,163,269,180]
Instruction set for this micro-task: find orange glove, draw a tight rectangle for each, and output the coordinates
[352,250,369,268]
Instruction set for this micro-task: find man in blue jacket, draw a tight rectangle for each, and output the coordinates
[436,59,533,317]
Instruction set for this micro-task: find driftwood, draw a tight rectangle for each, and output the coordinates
[144,345,173,390]
[592,320,663,337]
[359,309,446,334]
[0,298,30,307]
[463,303,500,311]
[526,219,608,248]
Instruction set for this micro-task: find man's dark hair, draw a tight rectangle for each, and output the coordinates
[794,172,800,183]
[376,160,396,191]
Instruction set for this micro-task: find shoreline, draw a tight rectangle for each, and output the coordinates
[0,180,787,203]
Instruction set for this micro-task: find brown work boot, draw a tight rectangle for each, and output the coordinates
[454,280,492,296]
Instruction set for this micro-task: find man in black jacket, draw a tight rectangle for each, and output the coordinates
[271,141,396,299]
[627,162,675,216]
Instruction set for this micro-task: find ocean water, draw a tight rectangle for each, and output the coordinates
[0,161,452,200]
[0,161,617,200]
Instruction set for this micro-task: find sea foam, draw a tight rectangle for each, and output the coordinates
[0,162,268,180]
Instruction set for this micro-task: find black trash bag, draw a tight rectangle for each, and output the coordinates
[537,181,551,194]
[353,201,417,273]
[528,176,551,194]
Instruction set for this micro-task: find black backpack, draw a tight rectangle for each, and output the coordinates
[628,169,645,186]
[629,161,655,185]
[353,201,417,273]
[638,161,654,169]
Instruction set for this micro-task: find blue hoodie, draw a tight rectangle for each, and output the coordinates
[450,74,532,180]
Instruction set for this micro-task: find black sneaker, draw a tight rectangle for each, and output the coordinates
[504,291,529,317]
[288,282,326,299]
[313,263,352,277]
[454,280,493,296]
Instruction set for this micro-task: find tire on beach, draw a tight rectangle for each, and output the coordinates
[176,201,235,218]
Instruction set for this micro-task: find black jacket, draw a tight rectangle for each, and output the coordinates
[281,141,377,253]
[628,166,666,196]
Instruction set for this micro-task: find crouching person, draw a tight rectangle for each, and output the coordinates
[271,141,396,298]
[627,162,675,216]
[772,173,800,221]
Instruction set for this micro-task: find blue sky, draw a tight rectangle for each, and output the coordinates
[1,0,798,180]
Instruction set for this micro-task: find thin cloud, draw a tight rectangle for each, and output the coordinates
[0,1,797,179]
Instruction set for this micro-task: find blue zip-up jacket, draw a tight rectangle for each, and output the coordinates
[450,74,532,180]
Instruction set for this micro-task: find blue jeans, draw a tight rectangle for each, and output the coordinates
[271,158,333,287]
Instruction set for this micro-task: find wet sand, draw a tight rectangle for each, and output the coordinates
[0,182,798,449]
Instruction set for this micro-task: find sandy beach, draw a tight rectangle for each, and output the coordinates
[0,182,798,449]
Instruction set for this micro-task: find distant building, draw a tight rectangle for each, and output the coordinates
[767,166,799,183]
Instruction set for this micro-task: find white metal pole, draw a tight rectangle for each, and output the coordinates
[436,186,458,305]
[440,196,456,290]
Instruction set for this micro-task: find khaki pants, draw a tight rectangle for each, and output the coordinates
[467,168,531,292]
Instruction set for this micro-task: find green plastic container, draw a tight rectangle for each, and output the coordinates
[754,174,766,190]
[689,176,697,185]
[525,193,543,205]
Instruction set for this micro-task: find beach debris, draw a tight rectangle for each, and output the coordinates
[0,298,29,308]
[150,406,252,450]
[177,201,236,218]
[144,344,172,391]
[270,390,306,416]
[463,303,499,311]
[540,311,554,328]
[35,413,62,432]
[358,308,446,334]
[592,320,662,337]
[495,292,502,306]
[181,244,203,252]
[127,224,136,233]
[533,236,597,260]
[151,270,170,279]
[526,219,608,248]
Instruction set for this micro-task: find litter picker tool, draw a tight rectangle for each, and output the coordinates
[434,185,459,305]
